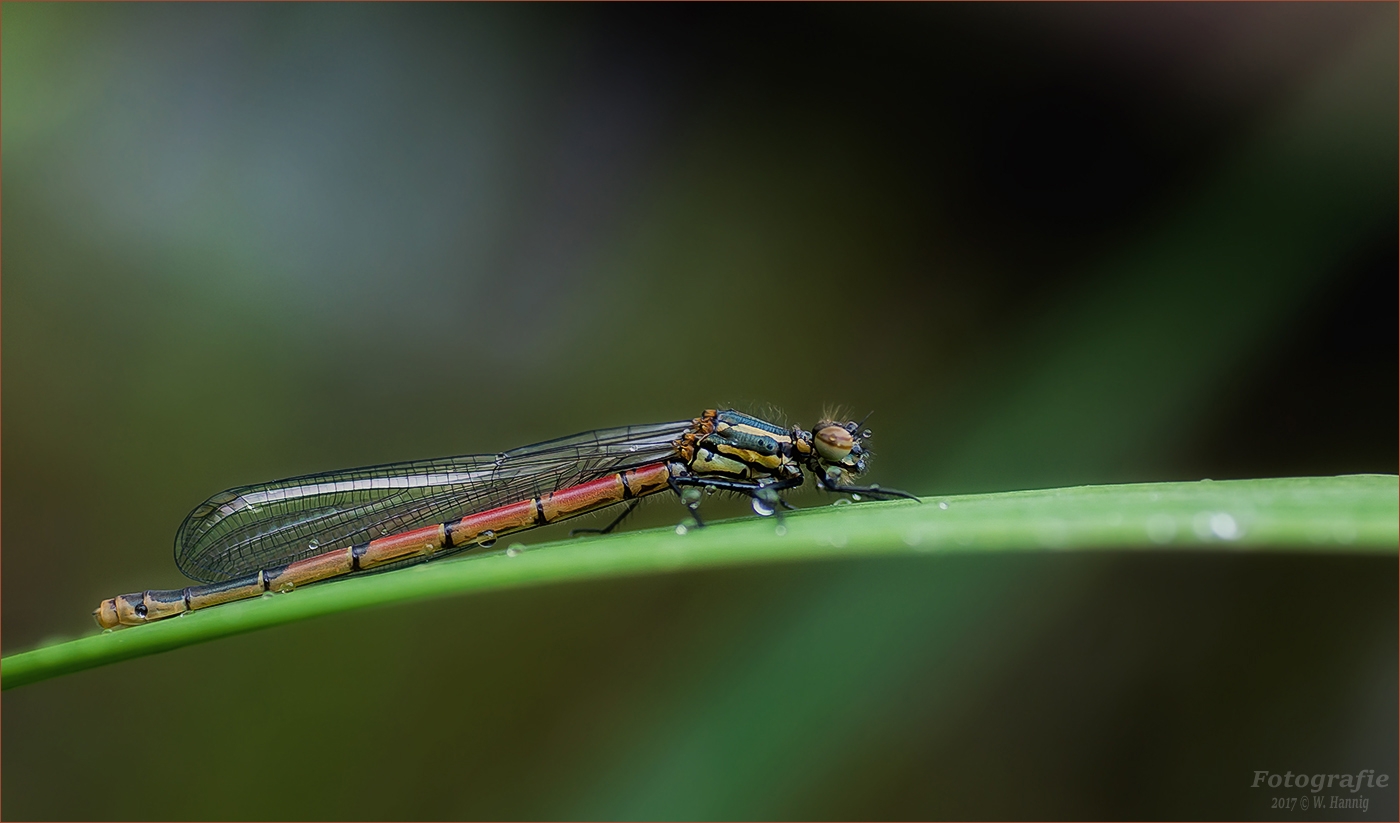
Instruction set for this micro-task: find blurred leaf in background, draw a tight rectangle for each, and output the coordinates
[2,3,1395,820]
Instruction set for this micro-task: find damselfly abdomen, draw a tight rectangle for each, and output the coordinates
[95,409,916,629]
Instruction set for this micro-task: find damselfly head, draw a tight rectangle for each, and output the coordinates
[813,424,854,462]
[808,417,870,480]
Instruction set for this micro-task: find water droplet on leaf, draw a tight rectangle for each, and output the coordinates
[1209,513,1239,540]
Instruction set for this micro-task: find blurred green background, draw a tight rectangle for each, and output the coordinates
[3,3,1396,820]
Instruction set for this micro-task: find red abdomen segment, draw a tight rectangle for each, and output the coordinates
[94,462,675,629]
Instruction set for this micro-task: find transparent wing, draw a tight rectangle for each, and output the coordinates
[175,419,693,583]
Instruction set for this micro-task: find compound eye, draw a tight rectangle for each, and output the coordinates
[814,425,854,462]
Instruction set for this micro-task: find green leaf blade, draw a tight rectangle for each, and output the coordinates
[4,474,1394,690]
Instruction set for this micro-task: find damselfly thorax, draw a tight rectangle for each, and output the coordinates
[95,409,915,629]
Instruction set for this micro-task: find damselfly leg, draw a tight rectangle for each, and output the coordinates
[817,476,920,501]
[569,499,641,537]
[671,473,806,524]
[668,472,707,527]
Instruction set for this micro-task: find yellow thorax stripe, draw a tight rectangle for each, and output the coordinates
[714,443,785,470]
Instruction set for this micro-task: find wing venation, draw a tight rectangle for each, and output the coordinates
[175,419,693,582]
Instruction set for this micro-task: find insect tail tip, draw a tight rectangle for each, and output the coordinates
[93,599,121,630]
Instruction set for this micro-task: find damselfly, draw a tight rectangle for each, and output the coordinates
[95,409,916,629]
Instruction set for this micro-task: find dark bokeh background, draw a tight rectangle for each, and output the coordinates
[3,4,1396,820]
